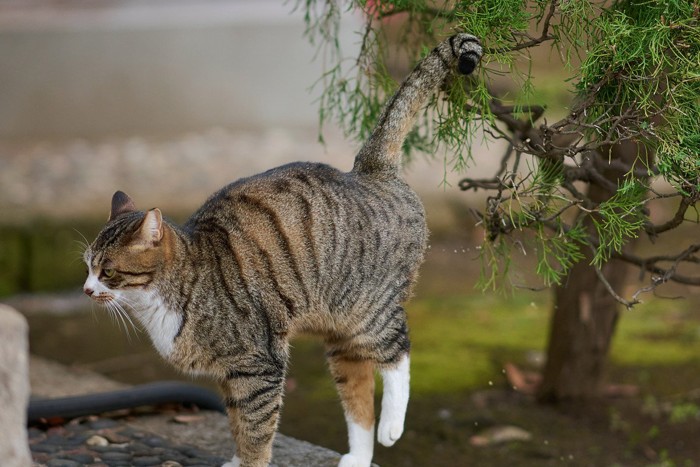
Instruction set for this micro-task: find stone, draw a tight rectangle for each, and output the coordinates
[89,419,119,429]
[143,436,167,448]
[86,435,109,447]
[62,453,97,464]
[47,460,82,467]
[99,451,132,462]
[0,304,31,467]
[131,455,162,466]
[469,425,533,446]
[30,444,60,454]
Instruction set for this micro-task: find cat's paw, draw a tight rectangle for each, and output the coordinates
[221,455,241,467]
[338,453,371,467]
[377,415,404,447]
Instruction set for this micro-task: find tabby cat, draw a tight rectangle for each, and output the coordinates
[83,33,482,467]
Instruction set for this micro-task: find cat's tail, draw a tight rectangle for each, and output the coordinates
[352,33,483,175]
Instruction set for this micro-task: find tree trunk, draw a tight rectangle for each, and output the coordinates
[537,140,651,402]
[536,244,627,401]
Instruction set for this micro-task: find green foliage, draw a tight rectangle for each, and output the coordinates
[579,0,700,183]
[592,179,648,267]
[300,0,700,293]
[535,221,586,285]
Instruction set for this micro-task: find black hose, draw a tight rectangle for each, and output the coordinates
[27,381,225,424]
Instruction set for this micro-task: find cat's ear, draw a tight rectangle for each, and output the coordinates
[109,191,136,221]
[135,208,163,245]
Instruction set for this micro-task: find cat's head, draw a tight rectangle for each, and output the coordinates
[83,191,168,305]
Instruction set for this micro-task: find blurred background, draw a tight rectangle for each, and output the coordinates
[1,1,699,466]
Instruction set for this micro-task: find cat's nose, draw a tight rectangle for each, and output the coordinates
[84,287,94,297]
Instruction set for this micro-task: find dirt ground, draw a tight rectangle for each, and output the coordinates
[281,363,700,467]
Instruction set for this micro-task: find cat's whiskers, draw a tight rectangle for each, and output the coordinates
[113,293,141,314]
[87,299,99,323]
[90,291,137,342]
[69,250,88,266]
[101,299,119,327]
[111,294,141,336]
[73,228,90,251]
[105,299,138,342]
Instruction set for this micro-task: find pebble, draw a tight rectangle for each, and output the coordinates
[61,453,96,463]
[86,435,109,447]
[89,419,119,429]
[47,460,82,467]
[29,416,227,467]
[100,451,132,462]
[101,430,131,444]
[31,444,60,453]
[143,436,168,447]
[132,455,163,466]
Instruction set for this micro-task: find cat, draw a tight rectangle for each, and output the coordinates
[83,33,482,467]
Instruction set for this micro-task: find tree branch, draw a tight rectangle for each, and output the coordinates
[487,0,559,54]
[645,191,700,237]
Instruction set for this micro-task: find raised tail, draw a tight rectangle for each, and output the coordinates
[352,33,483,175]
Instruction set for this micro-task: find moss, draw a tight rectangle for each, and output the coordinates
[286,287,700,398]
[407,292,550,394]
[611,300,700,366]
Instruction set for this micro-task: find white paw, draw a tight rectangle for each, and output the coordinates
[377,415,404,447]
[338,453,371,467]
[221,455,241,467]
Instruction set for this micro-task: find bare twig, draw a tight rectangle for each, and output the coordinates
[593,262,640,309]
[646,192,700,237]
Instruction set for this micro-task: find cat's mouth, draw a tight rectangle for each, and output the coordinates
[91,293,115,304]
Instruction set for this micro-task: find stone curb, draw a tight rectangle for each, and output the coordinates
[0,303,32,467]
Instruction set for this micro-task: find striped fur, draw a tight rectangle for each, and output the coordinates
[83,34,482,467]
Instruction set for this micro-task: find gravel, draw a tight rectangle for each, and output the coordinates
[29,417,227,467]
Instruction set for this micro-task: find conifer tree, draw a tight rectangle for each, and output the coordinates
[299,0,700,400]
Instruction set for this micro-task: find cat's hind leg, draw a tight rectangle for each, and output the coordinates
[370,304,411,447]
[326,354,376,467]
[377,353,409,447]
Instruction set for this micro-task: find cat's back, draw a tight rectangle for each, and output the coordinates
[188,161,424,237]
[186,162,426,319]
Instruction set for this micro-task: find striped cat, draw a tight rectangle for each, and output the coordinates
[83,34,482,467]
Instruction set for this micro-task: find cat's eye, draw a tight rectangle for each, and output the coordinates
[102,268,116,278]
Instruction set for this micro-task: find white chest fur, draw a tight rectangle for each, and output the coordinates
[129,292,182,359]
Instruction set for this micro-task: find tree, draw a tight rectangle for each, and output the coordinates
[298,0,700,401]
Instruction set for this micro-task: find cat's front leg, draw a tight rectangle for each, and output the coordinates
[219,369,286,467]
